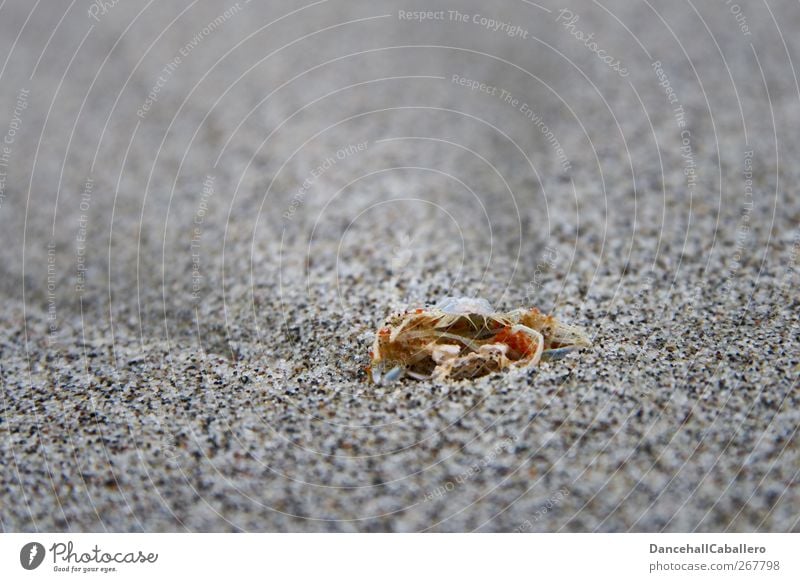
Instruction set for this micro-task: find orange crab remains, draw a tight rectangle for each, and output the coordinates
[368,296,592,383]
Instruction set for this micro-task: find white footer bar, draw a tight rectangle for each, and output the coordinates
[1,533,797,581]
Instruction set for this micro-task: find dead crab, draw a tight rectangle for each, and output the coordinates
[368,296,591,383]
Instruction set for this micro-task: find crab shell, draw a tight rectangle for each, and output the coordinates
[368,297,591,383]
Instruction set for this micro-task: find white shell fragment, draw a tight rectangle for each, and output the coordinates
[435,296,495,315]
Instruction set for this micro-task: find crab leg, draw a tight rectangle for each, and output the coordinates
[509,324,545,367]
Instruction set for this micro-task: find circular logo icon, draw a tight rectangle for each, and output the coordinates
[20,542,46,570]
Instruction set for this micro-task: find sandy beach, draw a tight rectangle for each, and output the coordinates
[0,0,798,531]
